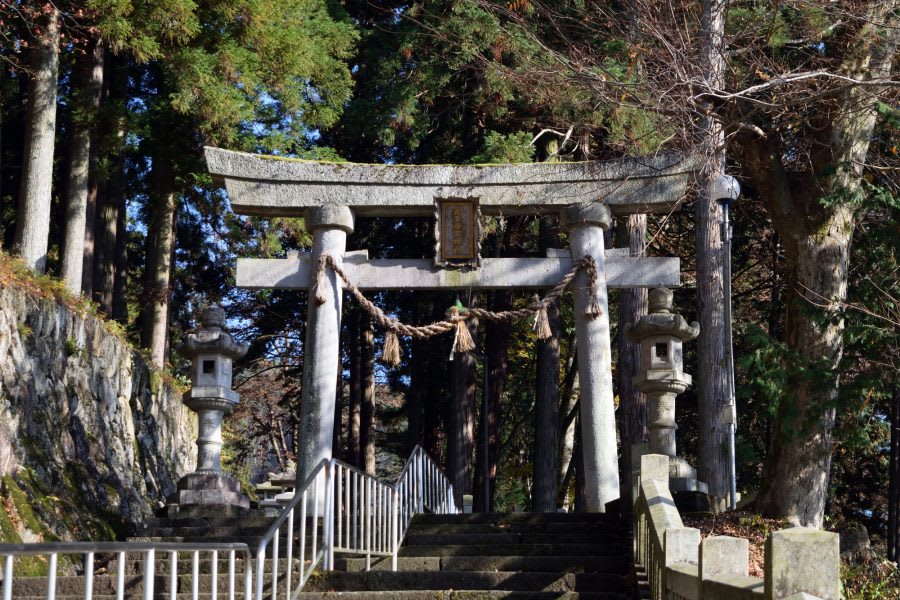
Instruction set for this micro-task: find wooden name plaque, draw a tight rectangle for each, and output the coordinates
[435,198,481,268]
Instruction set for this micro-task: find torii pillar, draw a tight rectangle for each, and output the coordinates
[562,203,618,511]
[296,205,354,481]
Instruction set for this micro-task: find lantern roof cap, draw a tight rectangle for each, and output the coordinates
[627,288,699,342]
[178,304,249,360]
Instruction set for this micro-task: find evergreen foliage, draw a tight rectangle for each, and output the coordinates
[0,0,896,575]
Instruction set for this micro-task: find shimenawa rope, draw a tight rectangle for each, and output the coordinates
[312,253,603,366]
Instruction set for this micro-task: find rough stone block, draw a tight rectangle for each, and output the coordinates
[640,454,669,484]
[839,522,870,556]
[664,527,700,565]
[765,528,839,600]
[700,535,749,598]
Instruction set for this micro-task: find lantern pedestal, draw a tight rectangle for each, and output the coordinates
[167,473,250,513]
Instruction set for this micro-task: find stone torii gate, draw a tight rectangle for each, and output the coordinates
[205,147,696,512]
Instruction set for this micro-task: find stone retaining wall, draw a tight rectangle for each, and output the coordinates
[0,283,196,544]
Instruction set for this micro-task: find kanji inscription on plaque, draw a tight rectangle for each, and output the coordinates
[435,198,480,267]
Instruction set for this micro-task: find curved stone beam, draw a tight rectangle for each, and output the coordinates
[205,147,699,217]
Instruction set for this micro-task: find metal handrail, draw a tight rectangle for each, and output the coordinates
[0,446,455,600]
[0,540,253,600]
[254,445,457,599]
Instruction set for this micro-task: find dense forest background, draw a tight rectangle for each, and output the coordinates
[0,0,897,562]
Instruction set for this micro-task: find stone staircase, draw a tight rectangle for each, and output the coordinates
[301,511,631,600]
[6,512,632,599]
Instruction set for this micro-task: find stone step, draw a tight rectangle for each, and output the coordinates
[112,557,293,576]
[404,532,621,545]
[129,529,321,546]
[133,526,273,538]
[398,543,624,557]
[127,536,272,545]
[15,593,626,600]
[303,570,626,593]
[9,573,278,597]
[406,521,625,535]
[296,592,627,599]
[141,515,276,530]
[411,513,622,525]
[333,555,628,573]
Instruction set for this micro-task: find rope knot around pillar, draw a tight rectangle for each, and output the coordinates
[311,252,602,365]
[581,256,604,319]
[313,254,330,305]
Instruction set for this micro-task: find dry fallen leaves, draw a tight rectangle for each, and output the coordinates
[681,510,786,578]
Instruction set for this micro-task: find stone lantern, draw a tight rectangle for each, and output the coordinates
[169,304,250,513]
[627,288,707,497]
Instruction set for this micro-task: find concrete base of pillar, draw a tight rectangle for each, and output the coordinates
[166,472,250,515]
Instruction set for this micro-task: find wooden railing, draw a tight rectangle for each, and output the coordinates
[632,452,841,600]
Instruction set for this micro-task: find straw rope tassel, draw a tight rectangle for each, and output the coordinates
[382,330,402,367]
[533,302,553,340]
[449,306,476,354]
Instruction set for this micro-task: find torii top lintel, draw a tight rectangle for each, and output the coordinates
[205,147,699,218]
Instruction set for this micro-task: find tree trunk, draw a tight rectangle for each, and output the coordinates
[94,169,117,315]
[94,192,117,314]
[60,39,103,293]
[557,355,578,505]
[474,291,510,512]
[449,301,478,507]
[80,47,104,297]
[889,384,899,562]
[94,52,125,315]
[348,310,362,468]
[360,317,376,475]
[767,232,783,339]
[696,0,730,512]
[748,0,897,527]
[532,217,560,512]
[532,297,560,512]
[407,338,425,450]
[408,301,431,451]
[424,300,448,464]
[757,217,848,527]
[13,7,59,273]
[616,215,649,510]
[111,181,128,323]
[141,155,177,369]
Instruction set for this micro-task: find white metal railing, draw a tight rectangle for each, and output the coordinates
[0,540,252,600]
[254,445,456,599]
[0,447,454,600]
[632,451,840,600]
